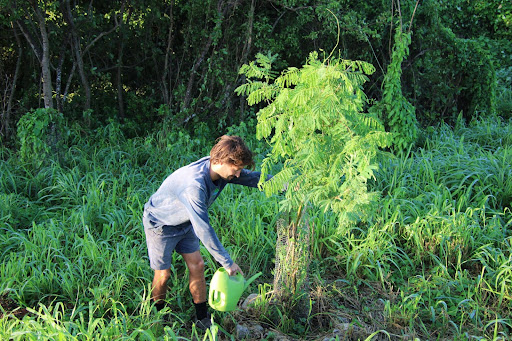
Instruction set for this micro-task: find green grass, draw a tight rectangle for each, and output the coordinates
[1,117,511,340]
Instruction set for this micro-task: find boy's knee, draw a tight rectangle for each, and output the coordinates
[153,269,171,283]
[187,258,205,275]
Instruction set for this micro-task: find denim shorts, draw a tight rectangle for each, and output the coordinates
[143,215,200,270]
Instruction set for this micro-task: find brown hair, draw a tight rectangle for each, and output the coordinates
[210,135,254,168]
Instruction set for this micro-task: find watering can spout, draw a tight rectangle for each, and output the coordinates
[244,272,262,291]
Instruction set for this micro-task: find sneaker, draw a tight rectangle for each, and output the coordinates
[194,313,212,331]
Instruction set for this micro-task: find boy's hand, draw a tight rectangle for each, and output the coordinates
[225,263,244,277]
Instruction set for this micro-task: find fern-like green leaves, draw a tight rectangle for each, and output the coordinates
[237,52,392,227]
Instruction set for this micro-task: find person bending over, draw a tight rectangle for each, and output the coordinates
[143,135,265,329]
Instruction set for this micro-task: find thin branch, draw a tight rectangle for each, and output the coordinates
[15,20,42,63]
[408,0,420,34]
[397,0,403,31]
[82,1,126,55]
[325,8,340,61]
[389,0,394,57]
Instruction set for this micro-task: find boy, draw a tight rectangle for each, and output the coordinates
[143,135,263,329]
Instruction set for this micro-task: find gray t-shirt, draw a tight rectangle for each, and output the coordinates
[143,156,261,267]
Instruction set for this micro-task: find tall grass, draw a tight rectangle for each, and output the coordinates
[1,117,511,339]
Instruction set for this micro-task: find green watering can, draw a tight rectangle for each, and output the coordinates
[208,268,262,312]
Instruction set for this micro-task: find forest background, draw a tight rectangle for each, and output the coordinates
[1,0,512,340]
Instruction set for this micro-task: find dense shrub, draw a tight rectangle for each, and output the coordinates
[407,5,497,124]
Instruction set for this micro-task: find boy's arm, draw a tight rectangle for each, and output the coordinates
[179,186,234,268]
[229,169,271,188]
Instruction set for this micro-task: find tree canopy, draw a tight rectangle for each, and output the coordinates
[1,0,511,142]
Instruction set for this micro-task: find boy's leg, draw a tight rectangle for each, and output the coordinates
[181,250,210,329]
[152,268,171,304]
[180,251,206,303]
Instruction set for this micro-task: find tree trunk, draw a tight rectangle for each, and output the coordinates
[61,1,124,109]
[273,205,311,321]
[115,6,132,122]
[240,0,255,68]
[182,0,237,112]
[63,0,91,111]
[2,24,22,139]
[181,35,214,112]
[55,33,70,113]
[161,1,175,107]
[116,41,125,121]
[238,0,256,120]
[34,4,54,109]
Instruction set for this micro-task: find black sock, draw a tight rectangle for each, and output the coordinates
[155,301,166,311]
[194,301,208,320]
